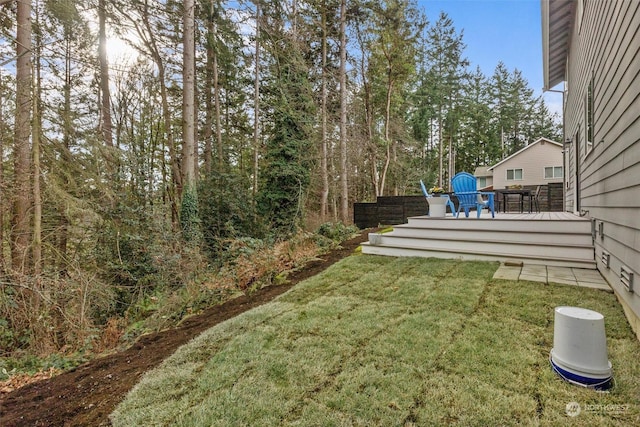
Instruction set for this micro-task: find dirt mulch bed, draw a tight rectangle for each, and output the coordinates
[0,230,373,427]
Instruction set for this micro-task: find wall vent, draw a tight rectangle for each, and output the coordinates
[621,266,634,292]
[601,251,610,269]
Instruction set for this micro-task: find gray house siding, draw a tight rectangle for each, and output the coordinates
[560,0,640,336]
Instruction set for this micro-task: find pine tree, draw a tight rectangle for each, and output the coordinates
[422,12,468,189]
[180,0,200,243]
[257,3,315,235]
[457,66,495,171]
[12,0,32,273]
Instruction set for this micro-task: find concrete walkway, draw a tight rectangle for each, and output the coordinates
[493,263,612,291]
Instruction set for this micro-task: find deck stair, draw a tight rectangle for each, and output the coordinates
[361,212,596,269]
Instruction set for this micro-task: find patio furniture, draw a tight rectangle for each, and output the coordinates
[420,180,456,216]
[494,188,532,213]
[532,185,542,212]
[451,172,495,218]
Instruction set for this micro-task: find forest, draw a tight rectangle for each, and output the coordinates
[0,0,560,368]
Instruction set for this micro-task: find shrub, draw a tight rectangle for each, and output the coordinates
[316,222,359,246]
[198,173,264,259]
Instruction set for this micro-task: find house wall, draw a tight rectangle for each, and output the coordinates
[564,0,640,337]
[491,141,563,189]
[476,176,493,190]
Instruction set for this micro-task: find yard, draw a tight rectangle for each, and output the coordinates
[111,255,640,426]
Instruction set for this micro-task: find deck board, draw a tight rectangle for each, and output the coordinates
[415,212,589,221]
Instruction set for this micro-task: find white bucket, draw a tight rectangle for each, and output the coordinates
[550,306,613,389]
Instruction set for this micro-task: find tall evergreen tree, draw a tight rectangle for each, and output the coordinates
[180,0,200,242]
[422,12,468,189]
[338,0,349,220]
[456,66,495,172]
[12,0,32,273]
[257,3,315,235]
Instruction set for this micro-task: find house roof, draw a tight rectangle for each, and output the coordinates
[488,137,562,171]
[542,0,575,90]
[473,166,492,177]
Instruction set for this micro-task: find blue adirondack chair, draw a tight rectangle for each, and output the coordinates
[420,180,456,215]
[451,172,495,218]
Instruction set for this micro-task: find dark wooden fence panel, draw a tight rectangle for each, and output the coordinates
[353,203,378,229]
[403,196,429,219]
[377,197,407,225]
[548,182,564,211]
[354,196,428,227]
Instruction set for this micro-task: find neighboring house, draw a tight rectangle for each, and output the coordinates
[543,0,640,337]
[488,137,564,190]
[473,166,493,190]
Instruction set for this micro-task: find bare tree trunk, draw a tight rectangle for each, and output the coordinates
[203,11,214,177]
[438,109,443,187]
[355,18,378,198]
[204,0,222,176]
[319,0,329,221]
[362,71,378,197]
[58,37,73,275]
[33,4,42,275]
[98,0,114,149]
[12,0,32,273]
[182,0,196,187]
[378,76,393,196]
[193,63,199,178]
[32,104,41,275]
[134,4,182,228]
[291,0,297,40]
[252,0,261,196]
[339,0,349,221]
[213,20,223,173]
[0,71,6,273]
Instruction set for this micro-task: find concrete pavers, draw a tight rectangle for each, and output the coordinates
[493,263,611,291]
[492,264,521,281]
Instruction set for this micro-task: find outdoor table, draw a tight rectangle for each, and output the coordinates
[495,188,532,213]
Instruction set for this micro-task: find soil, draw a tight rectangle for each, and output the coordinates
[0,230,372,427]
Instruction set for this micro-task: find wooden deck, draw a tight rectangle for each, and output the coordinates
[410,211,586,221]
[361,212,596,269]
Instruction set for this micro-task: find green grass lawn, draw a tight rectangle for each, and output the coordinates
[110,255,640,426]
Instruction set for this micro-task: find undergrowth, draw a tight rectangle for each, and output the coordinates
[0,222,359,388]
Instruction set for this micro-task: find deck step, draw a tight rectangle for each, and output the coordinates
[361,213,596,269]
[390,226,592,246]
[361,243,597,269]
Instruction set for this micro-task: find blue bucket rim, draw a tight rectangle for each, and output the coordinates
[550,356,613,390]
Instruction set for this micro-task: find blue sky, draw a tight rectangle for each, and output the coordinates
[417,0,563,115]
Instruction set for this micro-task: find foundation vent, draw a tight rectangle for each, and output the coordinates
[601,251,610,269]
[621,266,634,292]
